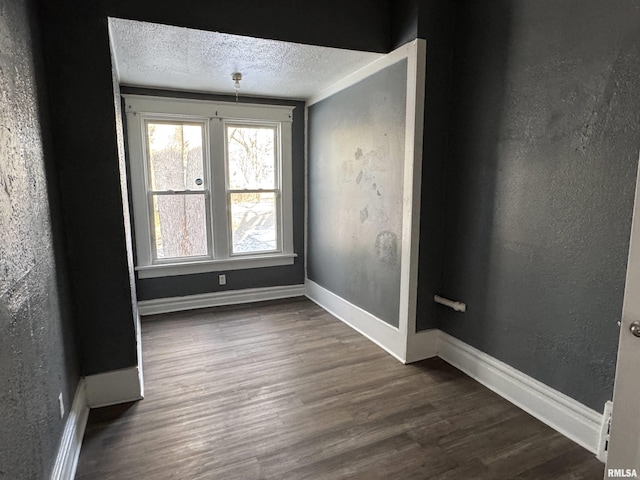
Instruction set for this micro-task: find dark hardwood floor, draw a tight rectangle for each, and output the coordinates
[75,298,604,479]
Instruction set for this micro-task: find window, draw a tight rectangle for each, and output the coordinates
[124,95,295,278]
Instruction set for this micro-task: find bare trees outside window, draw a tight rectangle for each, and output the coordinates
[226,125,278,254]
[146,122,208,259]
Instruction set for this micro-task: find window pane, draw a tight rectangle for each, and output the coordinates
[153,194,207,259]
[227,126,276,190]
[230,192,277,253]
[147,123,204,191]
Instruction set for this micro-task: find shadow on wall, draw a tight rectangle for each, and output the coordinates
[31,0,80,384]
[439,0,640,411]
[438,0,513,334]
[414,0,456,332]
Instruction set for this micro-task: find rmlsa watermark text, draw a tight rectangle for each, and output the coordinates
[608,469,638,478]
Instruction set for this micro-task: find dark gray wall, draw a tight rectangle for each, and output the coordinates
[0,0,80,477]
[36,7,137,376]
[391,0,419,48]
[37,0,395,376]
[440,0,640,411]
[122,88,305,301]
[308,61,407,327]
[107,0,392,53]
[411,0,456,332]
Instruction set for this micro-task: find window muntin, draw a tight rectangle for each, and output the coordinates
[124,95,295,277]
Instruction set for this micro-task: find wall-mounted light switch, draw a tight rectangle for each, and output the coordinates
[219,274,226,285]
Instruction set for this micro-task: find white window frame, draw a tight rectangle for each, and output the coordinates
[124,95,296,278]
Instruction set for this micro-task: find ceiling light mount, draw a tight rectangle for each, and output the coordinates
[231,72,242,101]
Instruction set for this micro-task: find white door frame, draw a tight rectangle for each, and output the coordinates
[606,156,640,478]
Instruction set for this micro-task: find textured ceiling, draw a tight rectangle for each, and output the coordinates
[108,18,384,100]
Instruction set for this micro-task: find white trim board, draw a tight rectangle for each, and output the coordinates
[306,280,407,362]
[137,284,306,316]
[305,280,438,364]
[437,331,603,455]
[397,38,426,343]
[307,40,421,106]
[50,380,89,480]
[85,367,144,408]
[134,310,145,401]
[406,328,439,363]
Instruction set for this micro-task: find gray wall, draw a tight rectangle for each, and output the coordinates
[0,0,80,477]
[121,88,305,301]
[37,0,397,376]
[412,0,456,332]
[308,60,407,327]
[440,0,640,412]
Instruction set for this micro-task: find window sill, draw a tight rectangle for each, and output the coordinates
[135,253,297,279]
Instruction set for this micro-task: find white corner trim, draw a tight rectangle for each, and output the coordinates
[398,38,426,341]
[50,380,89,480]
[85,367,144,408]
[305,280,407,362]
[406,328,439,363]
[138,284,306,316]
[303,106,309,282]
[307,40,419,106]
[134,311,145,400]
[437,331,603,454]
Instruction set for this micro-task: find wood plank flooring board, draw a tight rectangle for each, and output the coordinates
[482,434,579,479]
[75,298,603,479]
[257,413,419,474]
[265,434,422,480]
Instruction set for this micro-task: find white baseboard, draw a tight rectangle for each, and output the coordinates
[406,328,439,363]
[85,366,144,408]
[50,380,89,480]
[305,280,408,362]
[437,331,603,454]
[138,284,306,316]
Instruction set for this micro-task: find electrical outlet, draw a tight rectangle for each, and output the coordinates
[58,392,64,419]
[219,274,226,285]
